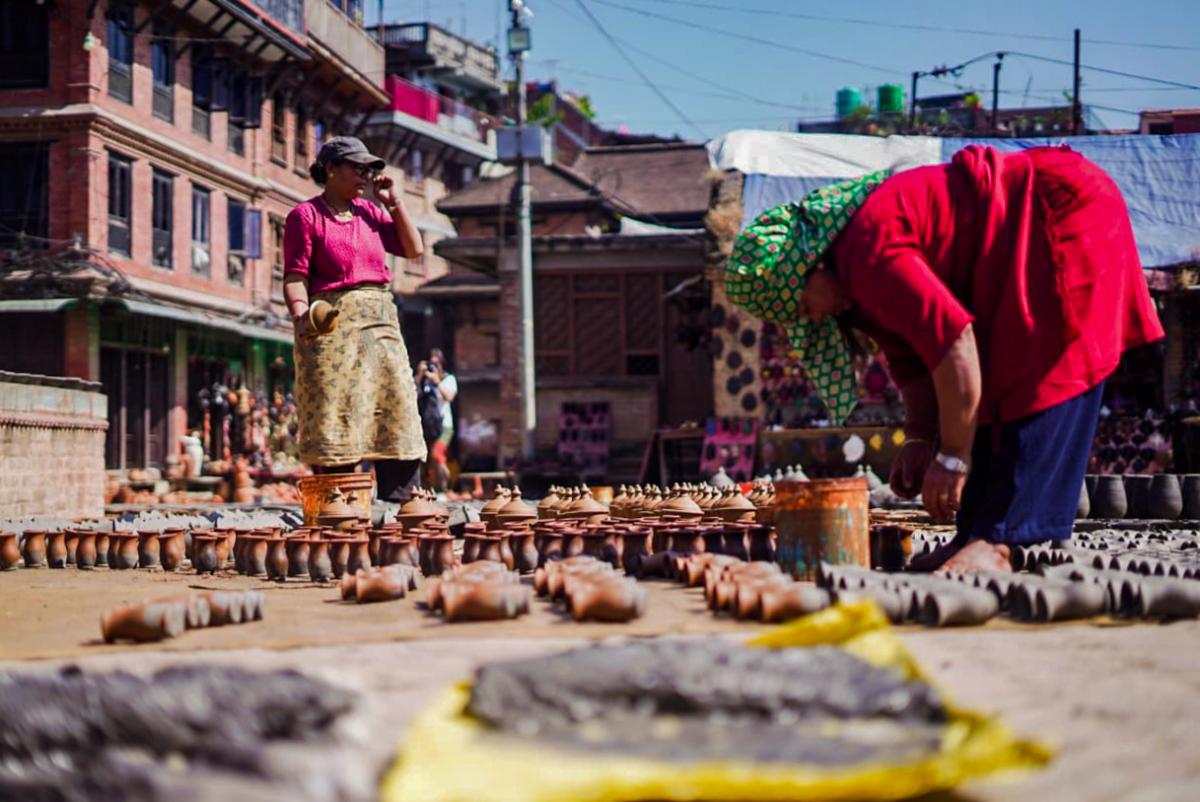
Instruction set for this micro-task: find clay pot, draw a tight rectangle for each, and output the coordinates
[1129,577,1200,618]
[308,539,334,582]
[461,533,482,564]
[496,489,539,529]
[1123,474,1152,519]
[15,529,47,568]
[713,488,757,523]
[443,581,531,622]
[1148,474,1183,520]
[510,530,539,573]
[480,488,512,530]
[721,525,749,561]
[159,530,186,572]
[733,575,794,620]
[470,535,500,564]
[1075,482,1090,520]
[191,535,220,575]
[869,524,912,572]
[327,537,350,579]
[760,584,831,623]
[286,537,311,577]
[418,534,456,576]
[1090,475,1127,519]
[101,601,186,643]
[620,530,651,577]
[346,538,372,575]
[233,531,252,573]
[135,531,161,569]
[64,530,80,565]
[107,533,140,570]
[919,586,999,627]
[74,532,98,570]
[384,536,419,568]
[213,533,233,567]
[667,527,704,554]
[746,525,776,562]
[241,535,268,576]
[0,532,20,569]
[93,533,109,567]
[1181,474,1200,520]
[659,492,704,521]
[266,538,289,582]
[1032,581,1107,621]
[199,590,245,625]
[44,531,67,569]
[355,567,411,604]
[568,577,647,622]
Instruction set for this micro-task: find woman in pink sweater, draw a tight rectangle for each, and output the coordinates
[283,136,428,502]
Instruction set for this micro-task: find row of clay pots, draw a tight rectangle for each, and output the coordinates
[338,564,422,604]
[1084,474,1200,520]
[426,562,531,621]
[693,557,830,623]
[608,484,764,524]
[818,565,1000,626]
[1,530,190,572]
[1012,541,1200,582]
[1042,563,1200,618]
[532,556,647,622]
[100,590,264,643]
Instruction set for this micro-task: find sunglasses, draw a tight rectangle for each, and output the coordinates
[350,163,381,178]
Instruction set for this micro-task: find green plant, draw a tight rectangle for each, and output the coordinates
[528,94,563,128]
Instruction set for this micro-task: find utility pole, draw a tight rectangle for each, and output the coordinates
[991,53,1004,134]
[909,71,918,130]
[1072,28,1083,135]
[509,1,536,461]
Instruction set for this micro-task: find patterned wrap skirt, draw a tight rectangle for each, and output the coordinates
[294,284,427,466]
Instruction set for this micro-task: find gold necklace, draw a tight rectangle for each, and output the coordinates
[323,195,353,217]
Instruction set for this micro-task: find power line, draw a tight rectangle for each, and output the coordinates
[587,0,901,76]
[1007,50,1200,91]
[568,0,707,138]
[632,0,1200,52]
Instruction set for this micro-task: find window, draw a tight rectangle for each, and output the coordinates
[191,186,210,275]
[226,69,247,156]
[151,23,175,122]
[294,106,309,166]
[151,169,173,268]
[270,215,286,300]
[0,142,49,248]
[191,46,213,139]
[226,199,261,285]
[107,2,133,103]
[534,272,665,378]
[271,93,287,164]
[107,152,132,257]
[0,0,49,89]
[406,148,425,186]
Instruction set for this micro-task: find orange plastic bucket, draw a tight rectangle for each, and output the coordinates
[772,477,869,580]
[298,473,375,527]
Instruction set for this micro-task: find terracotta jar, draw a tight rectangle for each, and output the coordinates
[443,581,531,622]
[64,530,80,565]
[667,527,704,555]
[213,532,233,567]
[328,537,351,578]
[760,584,831,623]
[347,538,372,575]
[233,532,251,574]
[109,533,140,570]
[569,577,647,622]
[75,532,98,570]
[355,567,410,604]
[721,524,750,561]
[480,487,512,530]
[496,532,516,571]
[747,525,776,562]
[261,538,286,582]
[135,531,161,569]
[389,536,420,568]
[537,487,561,520]
[308,539,334,582]
[496,489,538,529]
[191,535,220,575]
[461,533,482,564]
[2,532,23,570]
[418,534,456,576]
[45,531,68,569]
[286,536,310,578]
[199,590,245,626]
[93,533,109,567]
[714,487,757,523]
[563,493,610,526]
[158,531,185,572]
[510,530,539,573]
[537,531,564,566]
[620,530,651,577]
[244,535,269,576]
[659,491,704,522]
[101,601,186,643]
[733,575,793,620]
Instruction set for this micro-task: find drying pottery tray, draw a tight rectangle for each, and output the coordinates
[380,599,1050,802]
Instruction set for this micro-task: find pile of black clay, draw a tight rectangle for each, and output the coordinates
[468,639,947,765]
[0,664,355,801]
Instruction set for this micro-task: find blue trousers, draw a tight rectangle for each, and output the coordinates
[956,383,1104,545]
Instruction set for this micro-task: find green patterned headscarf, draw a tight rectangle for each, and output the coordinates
[725,169,890,424]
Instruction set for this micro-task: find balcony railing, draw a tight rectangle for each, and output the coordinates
[250,0,304,36]
[385,75,495,143]
[305,0,384,83]
[376,23,499,88]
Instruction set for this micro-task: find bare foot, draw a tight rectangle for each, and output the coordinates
[934,539,1012,575]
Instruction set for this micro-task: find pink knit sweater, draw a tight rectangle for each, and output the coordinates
[283,197,406,293]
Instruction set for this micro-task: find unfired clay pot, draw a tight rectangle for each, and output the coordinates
[136,531,161,569]
[266,538,289,582]
[20,531,46,568]
[75,532,98,570]
[158,531,185,572]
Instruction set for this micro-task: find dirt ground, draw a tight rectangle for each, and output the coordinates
[2,566,1200,801]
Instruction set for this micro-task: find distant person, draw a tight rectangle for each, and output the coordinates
[727,144,1162,574]
[415,349,458,490]
[283,136,427,502]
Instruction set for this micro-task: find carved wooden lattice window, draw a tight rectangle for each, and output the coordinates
[533,271,667,378]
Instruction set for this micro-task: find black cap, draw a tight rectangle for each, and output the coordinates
[316,136,385,171]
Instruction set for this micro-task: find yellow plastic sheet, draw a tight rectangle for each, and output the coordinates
[380,599,1051,802]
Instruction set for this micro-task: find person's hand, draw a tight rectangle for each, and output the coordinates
[889,439,936,498]
[374,174,398,209]
[921,460,968,522]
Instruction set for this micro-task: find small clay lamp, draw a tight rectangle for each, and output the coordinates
[561,492,609,526]
[660,489,704,521]
[497,489,538,528]
[396,491,445,531]
[480,487,511,530]
[316,488,363,532]
[537,486,561,519]
[714,487,757,523]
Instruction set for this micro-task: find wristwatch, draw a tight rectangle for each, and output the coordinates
[934,452,971,476]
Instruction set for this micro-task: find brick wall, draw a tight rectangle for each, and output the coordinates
[0,374,107,520]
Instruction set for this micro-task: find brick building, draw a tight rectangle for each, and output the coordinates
[1139,109,1200,135]
[430,142,717,477]
[0,0,387,470]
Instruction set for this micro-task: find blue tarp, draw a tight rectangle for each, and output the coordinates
[718,132,1200,268]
